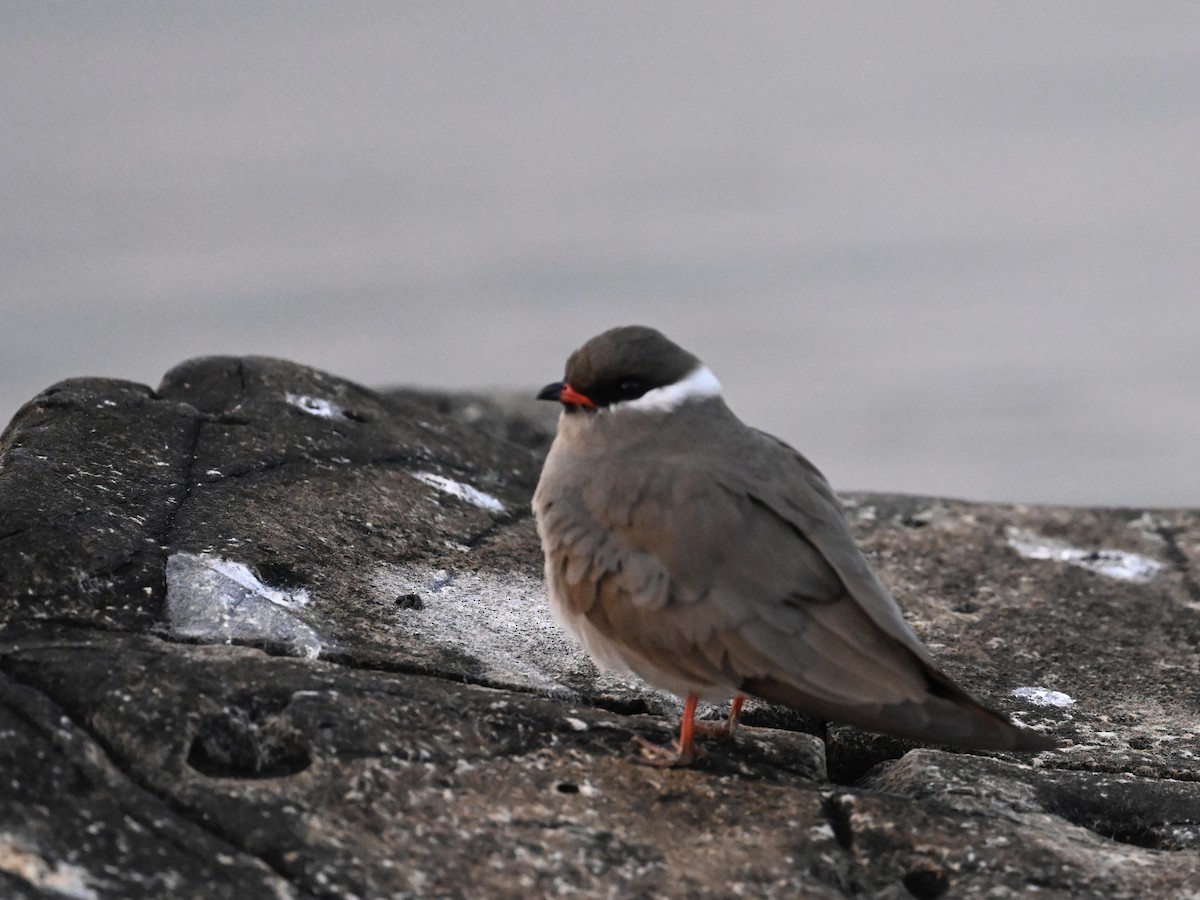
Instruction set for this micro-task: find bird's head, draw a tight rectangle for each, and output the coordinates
[537,326,721,415]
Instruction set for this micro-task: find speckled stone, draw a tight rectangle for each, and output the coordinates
[1,357,1198,898]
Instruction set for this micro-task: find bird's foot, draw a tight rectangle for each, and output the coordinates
[627,735,705,768]
[692,719,737,741]
[692,695,746,743]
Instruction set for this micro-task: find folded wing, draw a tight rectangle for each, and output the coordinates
[546,432,1055,752]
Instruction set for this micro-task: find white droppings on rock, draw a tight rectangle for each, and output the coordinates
[564,717,589,732]
[202,556,308,609]
[412,472,505,513]
[1011,686,1076,708]
[1005,527,1162,583]
[285,392,346,419]
[371,563,667,702]
[164,552,322,658]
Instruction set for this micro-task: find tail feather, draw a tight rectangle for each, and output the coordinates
[743,665,1059,752]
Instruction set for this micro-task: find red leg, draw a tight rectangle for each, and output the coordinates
[727,693,746,736]
[630,694,702,767]
[677,694,698,757]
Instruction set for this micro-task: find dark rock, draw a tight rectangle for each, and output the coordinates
[1,355,1198,897]
[0,378,200,629]
[861,750,1200,893]
[0,666,300,899]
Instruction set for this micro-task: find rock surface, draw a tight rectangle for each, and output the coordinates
[1,356,1198,898]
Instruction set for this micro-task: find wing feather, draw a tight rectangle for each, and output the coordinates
[534,404,1056,750]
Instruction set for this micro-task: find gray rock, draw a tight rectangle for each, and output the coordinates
[1,355,1198,898]
[0,378,199,628]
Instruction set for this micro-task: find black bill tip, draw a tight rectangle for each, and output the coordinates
[536,381,564,402]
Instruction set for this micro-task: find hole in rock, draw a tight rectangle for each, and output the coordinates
[903,867,950,899]
[394,593,424,610]
[824,727,912,786]
[821,794,855,850]
[594,696,652,716]
[253,561,307,589]
[186,707,312,779]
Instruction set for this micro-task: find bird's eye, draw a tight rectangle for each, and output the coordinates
[618,379,645,397]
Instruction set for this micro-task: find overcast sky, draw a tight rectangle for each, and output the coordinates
[3,2,1199,505]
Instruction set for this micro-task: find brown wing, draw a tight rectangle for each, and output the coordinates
[538,431,1055,751]
[712,428,1056,751]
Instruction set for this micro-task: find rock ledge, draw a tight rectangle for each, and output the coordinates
[1,356,1197,898]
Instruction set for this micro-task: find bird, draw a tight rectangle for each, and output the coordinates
[532,325,1057,766]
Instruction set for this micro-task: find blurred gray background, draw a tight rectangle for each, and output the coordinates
[3,2,1198,507]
